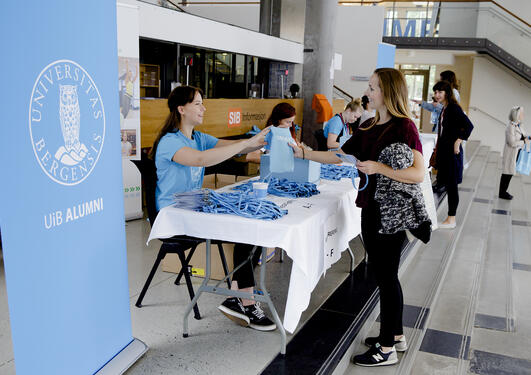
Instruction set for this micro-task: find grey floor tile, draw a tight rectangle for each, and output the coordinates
[477,268,509,318]
[513,262,531,272]
[474,313,508,331]
[512,226,531,265]
[469,349,531,375]
[411,351,459,375]
[470,323,531,361]
[513,270,531,318]
[429,293,471,335]
[419,329,469,359]
[491,209,510,215]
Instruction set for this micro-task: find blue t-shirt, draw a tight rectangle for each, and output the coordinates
[155,130,218,210]
[323,114,350,147]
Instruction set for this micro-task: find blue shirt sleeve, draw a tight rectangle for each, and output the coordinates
[323,115,343,138]
[421,102,442,114]
[157,133,185,164]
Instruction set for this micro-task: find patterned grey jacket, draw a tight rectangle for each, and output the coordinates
[374,143,430,234]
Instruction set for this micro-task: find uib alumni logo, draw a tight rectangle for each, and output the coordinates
[29,60,105,185]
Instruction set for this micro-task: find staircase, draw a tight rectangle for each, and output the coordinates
[383,36,530,83]
[339,140,531,374]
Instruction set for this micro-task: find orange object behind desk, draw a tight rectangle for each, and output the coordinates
[312,94,333,122]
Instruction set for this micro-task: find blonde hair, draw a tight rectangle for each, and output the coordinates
[509,106,522,123]
[362,68,411,130]
[345,98,362,112]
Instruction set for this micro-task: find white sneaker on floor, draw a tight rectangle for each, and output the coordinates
[438,222,456,229]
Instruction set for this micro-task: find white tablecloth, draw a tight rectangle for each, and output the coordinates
[147,178,361,333]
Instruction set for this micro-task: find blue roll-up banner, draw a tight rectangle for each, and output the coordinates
[0,2,146,374]
[376,42,396,69]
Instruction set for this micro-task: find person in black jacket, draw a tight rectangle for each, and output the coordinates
[432,81,474,229]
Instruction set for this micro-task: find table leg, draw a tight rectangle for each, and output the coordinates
[259,246,287,355]
[347,245,355,274]
[183,239,212,338]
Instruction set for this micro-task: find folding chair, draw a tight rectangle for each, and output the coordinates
[132,153,231,320]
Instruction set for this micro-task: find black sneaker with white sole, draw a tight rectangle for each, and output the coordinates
[243,303,277,331]
[364,335,408,352]
[353,343,398,367]
[218,297,249,327]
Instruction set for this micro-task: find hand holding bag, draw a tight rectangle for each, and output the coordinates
[516,143,531,175]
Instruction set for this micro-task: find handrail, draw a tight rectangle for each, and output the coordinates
[333,85,354,102]
[468,106,506,128]
[491,0,530,28]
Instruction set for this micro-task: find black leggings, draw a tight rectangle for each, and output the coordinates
[445,183,459,216]
[361,205,407,347]
[232,243,261,289]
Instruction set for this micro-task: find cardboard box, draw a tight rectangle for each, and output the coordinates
[260,154,321,183]
[161,242,276,281]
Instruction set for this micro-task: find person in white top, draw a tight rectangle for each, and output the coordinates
[499,106,529,200]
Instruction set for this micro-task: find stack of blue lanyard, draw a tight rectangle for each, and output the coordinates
[173,189,287,220]
[232,177,320,198]
[320,164,368,191]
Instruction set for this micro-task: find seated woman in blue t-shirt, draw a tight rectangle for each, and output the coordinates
[323,98,363,150]
[150,85,276,331]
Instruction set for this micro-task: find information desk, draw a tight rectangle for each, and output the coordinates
[147,177,362,354]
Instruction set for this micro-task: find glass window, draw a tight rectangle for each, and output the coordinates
[235,54,245,83]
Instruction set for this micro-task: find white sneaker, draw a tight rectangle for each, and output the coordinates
[365,335,408,352]
[438,222,456,229]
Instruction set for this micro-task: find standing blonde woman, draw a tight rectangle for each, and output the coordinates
[499,106,529,200]
[290,68,425,366]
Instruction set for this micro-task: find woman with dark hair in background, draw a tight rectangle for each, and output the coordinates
[246,102,298,163]
[151,85,277,331]
[431,80,474,229]
[440,70,460,103]
[499,106,529,200]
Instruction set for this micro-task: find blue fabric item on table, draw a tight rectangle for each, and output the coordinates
[320,164,368,191]
[233,177,320,198]
[172,189,287,220]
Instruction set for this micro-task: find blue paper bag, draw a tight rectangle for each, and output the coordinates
[516,144,531,176]
[266,127,295,173]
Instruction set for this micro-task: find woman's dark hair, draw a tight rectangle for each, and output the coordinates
[433,80,459,108]
[149,85,203,160]
[361,95,369,110]
[266,102,297,139]
[440,70,459,90]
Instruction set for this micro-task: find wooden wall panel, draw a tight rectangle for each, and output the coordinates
[141,97,347,148]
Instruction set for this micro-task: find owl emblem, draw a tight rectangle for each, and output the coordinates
[55,85,88,166]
